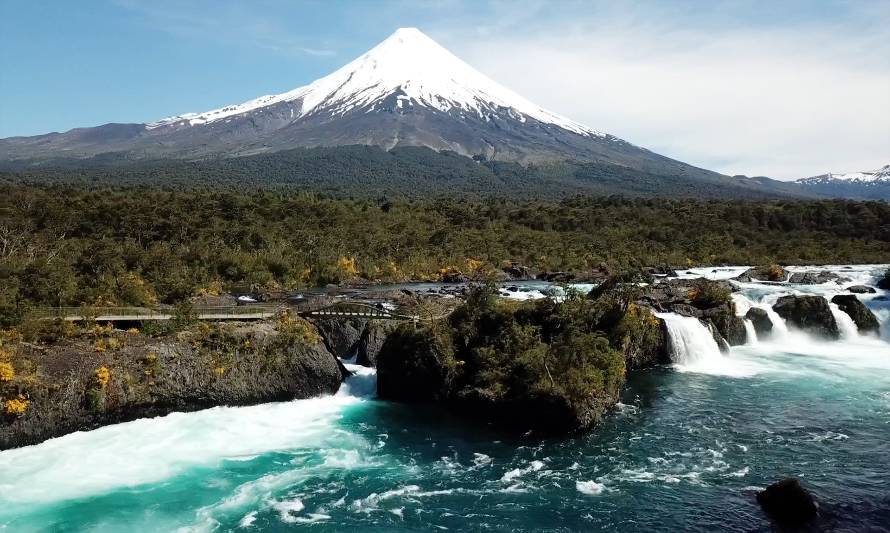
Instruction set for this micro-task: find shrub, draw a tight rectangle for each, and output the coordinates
[0,361,14,382]
[95,366,111,388]
[5,395,29,416]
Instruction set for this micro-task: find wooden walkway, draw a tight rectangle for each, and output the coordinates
[32,301,420,323]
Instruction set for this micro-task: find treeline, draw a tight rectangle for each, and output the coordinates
[1,185,888,326]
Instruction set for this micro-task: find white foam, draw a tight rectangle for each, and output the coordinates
[575,480,606,495]
[0,368,376,507]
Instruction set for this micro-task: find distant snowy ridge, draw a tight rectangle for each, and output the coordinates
[797,165,890,185]
[148,28,602,137]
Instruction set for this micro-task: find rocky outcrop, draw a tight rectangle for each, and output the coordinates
[312,318,367,359]
[756,477,818,526]
[637,278,747,346]
[788,271,848,284]
[830,295,881,335]
[377,286,629,435]
[501,263,536,281]
[734,265,786,282]
[376,326,455,402]
[772,295,839,339]
[847,285,876,294]
[745,307,773,338]
[356,321,398,367]
[0,320,342,450]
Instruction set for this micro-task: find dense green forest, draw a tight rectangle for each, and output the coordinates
[0,145,806,199]
[1,184,888,326]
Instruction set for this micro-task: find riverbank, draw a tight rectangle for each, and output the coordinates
[1,264,888,530]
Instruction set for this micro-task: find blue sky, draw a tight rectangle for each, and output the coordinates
[1,0,888,179]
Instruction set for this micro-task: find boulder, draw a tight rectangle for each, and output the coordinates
[878,272,890,290]
[788,270,851,284]
[734,265,786,282]
[756,477,818,526]
[830,295,880,335]
[846,285,876,294]
[772,296,839,339]
[708,312,747,346]
[502,263,535,280]
[745,307,773,338]
[355,320,397,367]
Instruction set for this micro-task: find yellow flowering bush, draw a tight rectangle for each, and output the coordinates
[95,366,111,388]
[5,395,29,416]
[0,361,14,382]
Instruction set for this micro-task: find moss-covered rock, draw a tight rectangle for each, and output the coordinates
[377,286,634,434]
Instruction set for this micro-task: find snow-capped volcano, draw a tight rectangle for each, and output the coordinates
[149,28,600,137]
[0,27,752,190]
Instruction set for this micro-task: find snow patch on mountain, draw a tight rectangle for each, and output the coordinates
[147,28,602,137]
[797,165,890,185]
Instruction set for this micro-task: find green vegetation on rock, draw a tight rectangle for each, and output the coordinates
[377,284,665,434]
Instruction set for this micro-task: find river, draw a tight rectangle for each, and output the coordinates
[1,265,888,531]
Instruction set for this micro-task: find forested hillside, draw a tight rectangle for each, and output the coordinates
[0,145,807,199]
[1,185,887,327]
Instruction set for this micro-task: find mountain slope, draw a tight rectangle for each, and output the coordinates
[796,165,890,200]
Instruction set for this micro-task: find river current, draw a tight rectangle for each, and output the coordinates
[1,265,888,532]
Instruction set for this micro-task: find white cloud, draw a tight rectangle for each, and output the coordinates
[439,3,890,180]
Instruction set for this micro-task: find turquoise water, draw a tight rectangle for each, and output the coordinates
[2,268,889,532]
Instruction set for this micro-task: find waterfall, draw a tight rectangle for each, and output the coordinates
[760,304,789,338]
[829,303,859,339]
[744,319,758,345]
[655,313,723,365]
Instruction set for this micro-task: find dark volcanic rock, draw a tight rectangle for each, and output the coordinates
[788,270,849,284]
[846,285,876,294]
[830,295,880,335]
[709,313,747,346]
[772,295,839,339]
[756,477,818,526]
[312,318,367,358]
[355,320,398,367]
[734,265,786,282]
[502,263,535,280]
[745,307,773,338]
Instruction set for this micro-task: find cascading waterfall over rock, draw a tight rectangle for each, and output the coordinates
[829,303,860,339]
[744,320,758,344]
[655,313,724,365]
[761,304,790,338]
